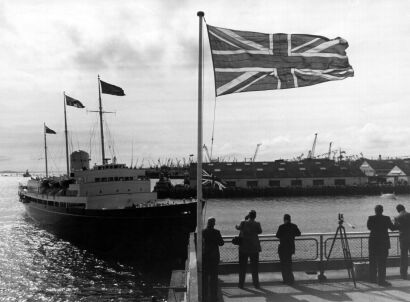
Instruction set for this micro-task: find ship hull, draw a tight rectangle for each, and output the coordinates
[20,197,197,263]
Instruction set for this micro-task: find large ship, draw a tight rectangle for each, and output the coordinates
[17,78,197,262]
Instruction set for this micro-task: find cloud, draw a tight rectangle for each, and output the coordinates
[0,155,11,162]
[356,123,410,155]
[72,37,144,70]
[0,3,15,33]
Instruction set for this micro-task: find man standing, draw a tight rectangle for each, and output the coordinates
[276,214,301,285]
[203,217,224,302]
[367,205,394,286]
[394,204,410,280]
[236,210,262,289]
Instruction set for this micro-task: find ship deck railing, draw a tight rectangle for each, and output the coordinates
[219,231,401,275]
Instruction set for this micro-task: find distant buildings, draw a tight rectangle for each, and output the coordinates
[360,159,410,185]
[190,159,367,189]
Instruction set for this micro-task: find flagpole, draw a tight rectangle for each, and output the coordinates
[98,75,106,165]
[196,10,204,302]
[44,123,48,178]
[63,92,70,176]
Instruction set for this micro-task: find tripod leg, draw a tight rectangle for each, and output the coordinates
[341,226,356,288]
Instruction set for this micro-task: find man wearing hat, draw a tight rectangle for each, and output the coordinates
[203,217,224,301]
[276,214,301,285]
[236,210,262,289]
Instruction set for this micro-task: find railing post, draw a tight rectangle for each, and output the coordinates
[318,234,327,281]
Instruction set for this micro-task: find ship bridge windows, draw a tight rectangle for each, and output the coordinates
[95,176,134,183]
[335,179,346,186]
[313,179,324,186]
[291,179,302,186]
[246,180,258,188]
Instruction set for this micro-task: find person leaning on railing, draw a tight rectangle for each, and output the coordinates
[393,204,410,280]
[235,210,262,289]
[275,214,301,285]
[203,217,224,302]
[367,204,394,286]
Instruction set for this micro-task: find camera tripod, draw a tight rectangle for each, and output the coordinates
[325,214,357,288]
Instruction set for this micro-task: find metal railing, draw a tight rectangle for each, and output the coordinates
[220,231,401,275]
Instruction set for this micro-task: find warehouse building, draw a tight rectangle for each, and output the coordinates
[190,159,367,189]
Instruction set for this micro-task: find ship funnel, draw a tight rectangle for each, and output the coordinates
[70,150,90,171]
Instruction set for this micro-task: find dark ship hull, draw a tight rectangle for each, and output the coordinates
[20,196,197,263]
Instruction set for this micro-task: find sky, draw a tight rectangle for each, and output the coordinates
[1,0,410,172]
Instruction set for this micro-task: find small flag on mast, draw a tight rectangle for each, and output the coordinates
[100,80,125,96]
[45,125,56,134]
[207,25,354,96]
[66,95,85,108]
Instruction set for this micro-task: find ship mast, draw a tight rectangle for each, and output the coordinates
[97,75,106,165]
[44,123,49,178]
[63,92,70,176]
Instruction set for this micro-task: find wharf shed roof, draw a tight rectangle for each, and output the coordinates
[363,159,410,176]
[190,159,365,180]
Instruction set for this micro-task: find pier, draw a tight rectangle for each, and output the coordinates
[179,231,410,301]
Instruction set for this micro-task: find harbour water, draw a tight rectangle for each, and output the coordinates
[205,194,407,235]
[1,175,408,300]
[0,176,168,301]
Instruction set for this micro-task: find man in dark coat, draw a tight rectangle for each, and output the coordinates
[203,217,224,302]
[236,210,262,289]
[367,204,394,286]
[276,214,301,284]
[394,204,410,279]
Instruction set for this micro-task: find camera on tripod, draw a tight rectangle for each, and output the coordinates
[338,213,344,225]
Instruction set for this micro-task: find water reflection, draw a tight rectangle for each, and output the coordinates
[0,178,168,301]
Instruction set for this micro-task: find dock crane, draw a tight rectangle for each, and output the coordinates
[328,142,333,159]
[253,143,262,162]
[203,144,211,162]
[307,133,318,159]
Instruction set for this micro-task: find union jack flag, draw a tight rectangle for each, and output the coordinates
[207,25,354,96]
[202,169,226,190]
